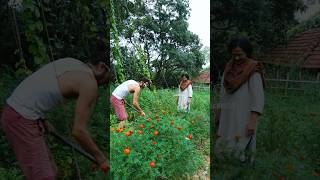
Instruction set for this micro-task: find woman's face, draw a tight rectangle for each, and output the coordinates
[231,47,247,61]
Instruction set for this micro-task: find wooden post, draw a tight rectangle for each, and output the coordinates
[275,69,279,95]
[318,73,320,97]
[317,72,320,95]
[299,70,302,80]
[285,72,289,96]
[299,70,302,96]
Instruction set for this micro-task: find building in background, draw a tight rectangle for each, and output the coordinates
[191,71,210,92]
[192,71,210,85]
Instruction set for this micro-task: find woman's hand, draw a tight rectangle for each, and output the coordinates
[187,97,192,105]
[213,106,221,125]
[246,111,259,137]
[176,96,179,105]
[246,119,256,137]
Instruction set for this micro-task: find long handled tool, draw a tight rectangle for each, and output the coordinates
[51,131,97,163]
[124,100,141,122]
[51,130,109,175]
[124,98,151,112]
[124,100,139,113]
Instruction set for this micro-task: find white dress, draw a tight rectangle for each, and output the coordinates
[214,72,264,161]
[177,84,193,112]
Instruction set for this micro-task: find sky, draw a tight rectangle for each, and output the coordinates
[187,0,210,48]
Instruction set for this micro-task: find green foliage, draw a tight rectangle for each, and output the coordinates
[212,92,320,179]
[21,0,50,66]
[111,0,206,88]
[44,89,109,179]
[14,58,32,77]
[0,167,23,180]
[110,114,201,179]
[110,0,125,82]
[0,67,19,108]
[109,86,210,179]
[131,39,151,79]
[201,46,210,67]
[1,0,109,76]
[288,12,320,39]
[211,0,305,84]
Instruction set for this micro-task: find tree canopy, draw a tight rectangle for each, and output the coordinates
[0,0,109,76]
[211,0,306,84]
[110,0,206,87]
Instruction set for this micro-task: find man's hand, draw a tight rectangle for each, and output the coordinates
[95,155,109,173]
[118,120,126,128]
[140,111,145,117]
[99,161,109,173]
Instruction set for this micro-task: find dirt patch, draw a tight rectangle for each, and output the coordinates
[191,155,210,180]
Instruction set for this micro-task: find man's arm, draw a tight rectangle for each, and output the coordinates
[132,86,144,114]
[71,80,106,165]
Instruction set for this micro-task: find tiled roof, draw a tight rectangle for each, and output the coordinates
[192,71,210,84]
[260,28,320,68]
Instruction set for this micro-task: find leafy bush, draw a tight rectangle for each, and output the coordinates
[0,167,23,180]
[212,93,320,179]
[110,113,202,179]
[109,87,209,179]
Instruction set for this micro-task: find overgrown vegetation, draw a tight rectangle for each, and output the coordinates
[212,91,320,179]
[0,0,109,75]
[110,87,210,179]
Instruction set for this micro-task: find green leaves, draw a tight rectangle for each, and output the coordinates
[109,88,209,179]
[212,93,320,179]
[111,0,205,87]
[212,0,306,81]
[110,0,125,82]
[110,113,200,178]
[2,0,110,73]
[0,167,23,180]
